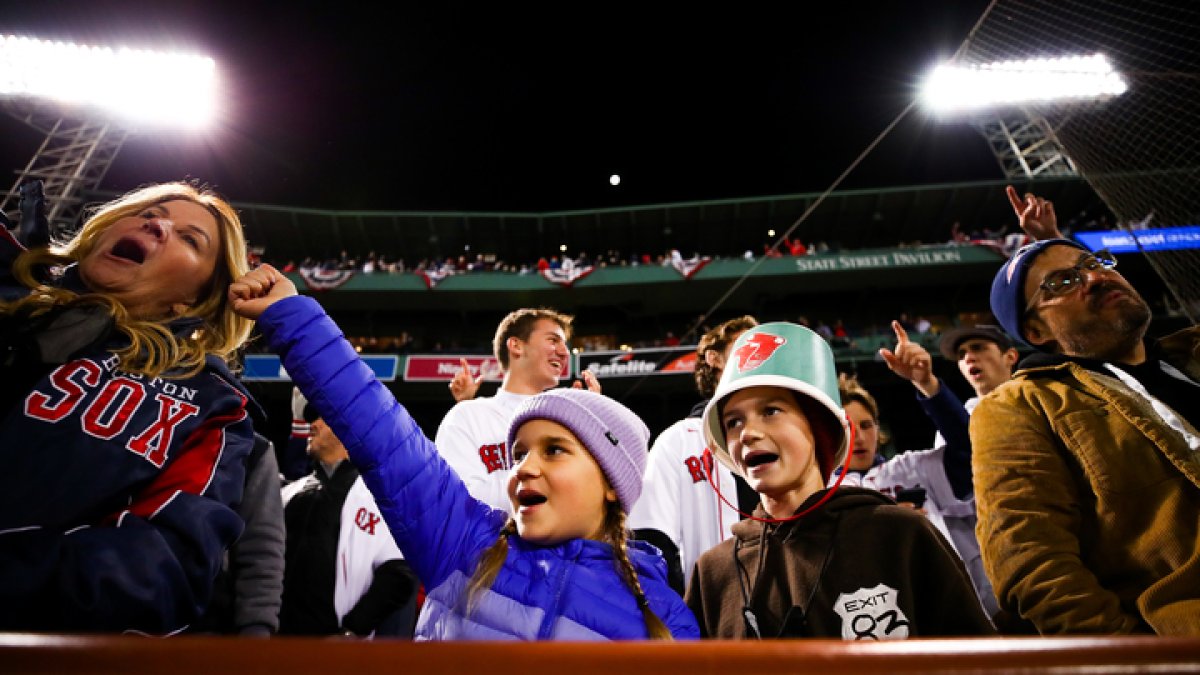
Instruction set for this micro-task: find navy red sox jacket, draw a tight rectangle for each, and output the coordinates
[0,228,256,633]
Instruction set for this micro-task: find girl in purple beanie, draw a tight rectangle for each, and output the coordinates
[229,265,698,640]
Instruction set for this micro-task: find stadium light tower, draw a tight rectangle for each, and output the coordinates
[0,35,218,232]
[920,54,1128,179]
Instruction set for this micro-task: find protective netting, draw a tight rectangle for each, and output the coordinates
[960,0,1200,322]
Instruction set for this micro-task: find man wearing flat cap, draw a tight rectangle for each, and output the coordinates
[938,324,1019,417]
[971,189,1200,635]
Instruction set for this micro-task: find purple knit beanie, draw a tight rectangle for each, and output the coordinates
[506,388,650,513]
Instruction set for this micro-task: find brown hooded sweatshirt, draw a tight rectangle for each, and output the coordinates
[685,486,995,639]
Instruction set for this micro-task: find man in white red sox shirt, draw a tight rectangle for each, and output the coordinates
[433,308,596,512]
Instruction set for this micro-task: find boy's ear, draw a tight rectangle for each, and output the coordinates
[507,336,524,360]
[605,486,618,504]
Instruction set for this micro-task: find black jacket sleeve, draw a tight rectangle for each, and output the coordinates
[633,528,685,596]
[340,559,419,637]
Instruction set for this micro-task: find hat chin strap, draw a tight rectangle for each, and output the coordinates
[704,413,856,524]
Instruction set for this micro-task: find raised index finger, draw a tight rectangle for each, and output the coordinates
[892,320,910,344]
[1005,185,1025,215]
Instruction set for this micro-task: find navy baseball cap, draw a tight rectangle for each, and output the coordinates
[989,238,1089,348]
[938,325,1014,360]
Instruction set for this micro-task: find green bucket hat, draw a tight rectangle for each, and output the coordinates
[702,322,848,479]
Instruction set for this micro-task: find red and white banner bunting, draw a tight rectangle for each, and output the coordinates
[299,267,355,291]
[671,255,711,280]
[540,265,594,288]
[418,268,453,289]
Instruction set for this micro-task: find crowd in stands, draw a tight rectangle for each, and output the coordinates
[271,240,849,280]
[258,195,1122,284]
[270,203,1114,279]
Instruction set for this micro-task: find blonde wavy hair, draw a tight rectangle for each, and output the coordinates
[2,182,252,378]
[466,503,674,639]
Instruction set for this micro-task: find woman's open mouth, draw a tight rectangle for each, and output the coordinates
[110,237,147,264]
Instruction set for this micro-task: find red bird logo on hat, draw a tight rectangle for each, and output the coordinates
[732,333,787,372]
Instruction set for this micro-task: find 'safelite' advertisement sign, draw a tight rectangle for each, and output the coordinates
[577,346,697,378]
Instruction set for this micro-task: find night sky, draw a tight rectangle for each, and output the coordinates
[1,1,1000,212]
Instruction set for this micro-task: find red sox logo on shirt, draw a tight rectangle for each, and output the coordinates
[355,507,381,535]
[479,443,507,473]
[24,357,201,468]
[683,451,716,484]
[732,333,787,372]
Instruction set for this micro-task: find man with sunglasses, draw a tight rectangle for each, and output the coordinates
[971,188,1200,635]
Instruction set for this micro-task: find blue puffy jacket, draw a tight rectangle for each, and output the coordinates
[259,296,698,640]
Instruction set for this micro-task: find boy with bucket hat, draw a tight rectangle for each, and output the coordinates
[684,323,994,639]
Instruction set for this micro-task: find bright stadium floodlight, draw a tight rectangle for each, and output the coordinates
[0,36,220,230]
[0,34,217,129]
[920,53,1127,114]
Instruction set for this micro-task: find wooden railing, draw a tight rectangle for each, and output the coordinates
[2,634,1199,674]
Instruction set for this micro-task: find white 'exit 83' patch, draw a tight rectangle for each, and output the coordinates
[833,584,910,640]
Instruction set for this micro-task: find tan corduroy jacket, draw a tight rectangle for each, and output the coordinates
[971,327,1200,635]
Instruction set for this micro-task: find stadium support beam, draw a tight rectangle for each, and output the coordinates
[973,114,1077,180]
[1,99,130,231]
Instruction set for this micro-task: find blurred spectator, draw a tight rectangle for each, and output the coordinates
[950,221,970,245]
[831,319,851,348]
[279,405,418,638]
[784,237,807,256]
[815,320,833,341]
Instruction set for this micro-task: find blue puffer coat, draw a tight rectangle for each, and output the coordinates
[259,296,698,640]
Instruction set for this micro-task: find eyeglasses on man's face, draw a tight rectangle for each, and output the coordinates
[1032,249,1117,300]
